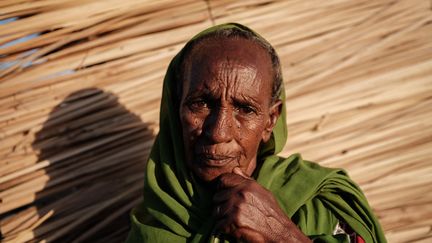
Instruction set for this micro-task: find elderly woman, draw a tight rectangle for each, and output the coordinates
[126,23,386,243]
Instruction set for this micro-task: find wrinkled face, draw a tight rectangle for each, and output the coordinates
[179,37,281,182]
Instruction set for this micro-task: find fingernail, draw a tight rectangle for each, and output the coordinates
[232,167,247,178]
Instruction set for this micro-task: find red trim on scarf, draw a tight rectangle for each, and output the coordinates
[356,235,365,243]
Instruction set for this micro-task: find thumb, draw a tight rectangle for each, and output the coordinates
[232,167,251,179]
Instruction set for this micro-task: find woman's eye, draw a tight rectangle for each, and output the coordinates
[236,104,256,115]
[188,100,208,110]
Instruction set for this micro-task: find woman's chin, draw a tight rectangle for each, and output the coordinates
[193,166,232,182]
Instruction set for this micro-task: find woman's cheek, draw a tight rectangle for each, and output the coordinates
[182,110,204,137]
[238,117,266,136]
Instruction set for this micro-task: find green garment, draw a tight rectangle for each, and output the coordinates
[126,23,386,243]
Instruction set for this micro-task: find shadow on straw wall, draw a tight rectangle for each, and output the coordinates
[26,88,152,242]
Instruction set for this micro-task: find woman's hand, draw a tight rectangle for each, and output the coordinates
[213,168,311,243]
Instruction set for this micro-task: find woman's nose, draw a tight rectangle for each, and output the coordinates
[203,107,234,143]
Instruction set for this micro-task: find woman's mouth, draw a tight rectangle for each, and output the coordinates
[197,153,236,167]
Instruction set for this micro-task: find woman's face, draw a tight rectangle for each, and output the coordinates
[179,38,281,182]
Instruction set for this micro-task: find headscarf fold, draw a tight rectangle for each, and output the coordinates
[126,23,386,243]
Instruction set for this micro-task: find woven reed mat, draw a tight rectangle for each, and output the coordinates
[0,0,431,242]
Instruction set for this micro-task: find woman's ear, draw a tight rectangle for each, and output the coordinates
[262,99,283,142]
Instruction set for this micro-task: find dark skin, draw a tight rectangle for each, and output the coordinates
[179,37,311,243]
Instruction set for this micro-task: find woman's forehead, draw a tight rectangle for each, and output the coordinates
[189,37,271,65]
[189,61,262,94]
[183,40,274,100]
[187,38,272,81]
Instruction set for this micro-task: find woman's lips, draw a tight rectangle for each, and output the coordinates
[196,153,236,167]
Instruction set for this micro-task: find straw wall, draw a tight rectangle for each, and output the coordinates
[1,0,431,242]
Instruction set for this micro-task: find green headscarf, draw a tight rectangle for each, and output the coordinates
[126,23,386,243]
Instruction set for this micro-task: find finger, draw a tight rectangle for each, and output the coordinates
[213,217,236,235]
[216,173,247,190]
[212,203,231,219]
[233,228,265,243]
[212,205,221,218]
[214,220,264,243]
[213,188,235,203]
[232,167,251,179]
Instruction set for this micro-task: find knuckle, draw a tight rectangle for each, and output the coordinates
[216,175,228,188]
[237,188,253,200]
[231,205,249,227]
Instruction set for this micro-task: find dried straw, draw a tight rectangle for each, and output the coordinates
[1,0,431,242]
